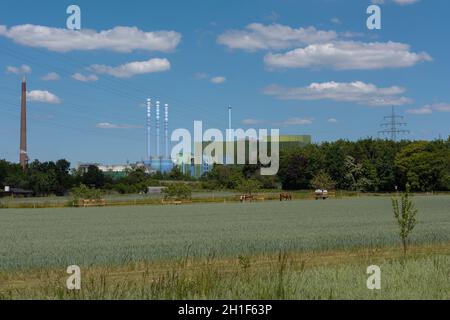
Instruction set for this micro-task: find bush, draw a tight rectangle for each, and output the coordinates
[71,184,103,203]
[311,171,336,190]
[163,183,192,200]
[237,179,261,195]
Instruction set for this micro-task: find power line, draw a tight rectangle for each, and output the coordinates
[378,106,410,141]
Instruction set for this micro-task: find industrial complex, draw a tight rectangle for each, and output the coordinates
[17,80,310,178]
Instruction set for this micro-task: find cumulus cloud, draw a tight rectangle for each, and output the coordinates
[0,24,181,53]
[71,73,99,82]
[217,23,337,51]
[6,64,32,74]
[264,41,432,70]
[210,76,226,84]
[41,72,60,81]
[218,22,430,71]
[89,58,171,78]
[96,122,142,129]
[27,90,61,104]
[328,118,338,123]
[407,103,450,115]
[263,81,412,107]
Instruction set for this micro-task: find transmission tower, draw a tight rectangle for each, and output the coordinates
[378,106,409,141]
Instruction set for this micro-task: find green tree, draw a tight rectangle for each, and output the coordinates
[163,183,192,200]
[71,184,103,203]
[310,171,336,190]
[392,184,418,255]
[278,149,314,190]
[237,179,261,195]
[81,165,108,188]
[395,141,450,191]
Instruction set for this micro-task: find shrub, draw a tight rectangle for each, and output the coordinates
[163,183,192,200]
[71,184,103,204]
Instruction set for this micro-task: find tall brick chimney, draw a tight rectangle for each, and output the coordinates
[20,76,27,170]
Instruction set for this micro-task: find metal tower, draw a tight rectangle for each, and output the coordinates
[378,106,409,141]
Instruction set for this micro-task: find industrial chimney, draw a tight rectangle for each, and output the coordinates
[146,98,152,160]
[228,105,232,142]
[19,77,27,170]
[164,104,169,159]
[156,101,161,159]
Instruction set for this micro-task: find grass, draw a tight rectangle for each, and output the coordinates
[1,196,450,271]
[0,195,449,299]
[0,190,362,209]
[1,244,449,299]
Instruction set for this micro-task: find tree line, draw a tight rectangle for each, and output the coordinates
[1,138,449,196]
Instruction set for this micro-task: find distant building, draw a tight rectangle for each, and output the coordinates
[76,162,152,179]
[175,134,312,178]
[0,186,33,198]
[75,135,311,179]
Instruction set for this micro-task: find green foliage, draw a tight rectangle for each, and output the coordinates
[311,171,336,190]
[71,184,103,202]
[0,159,74,196]
[236,179,261,195]
[79,165,109,188]
[392,185,418,254]
[395,141,450,192]
[163,183,192,200]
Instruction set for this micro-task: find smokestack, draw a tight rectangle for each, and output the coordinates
[146,98,152,160]
[164,104,169,159]
[156,101,160,159]
[20,77,27,170]
[228,105,232,142]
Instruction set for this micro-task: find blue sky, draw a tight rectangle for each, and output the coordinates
[0,0,449,165]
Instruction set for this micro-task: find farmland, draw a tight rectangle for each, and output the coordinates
[0,195,449,299]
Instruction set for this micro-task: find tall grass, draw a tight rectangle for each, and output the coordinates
[1,249,449,300]
[1,196,450,271]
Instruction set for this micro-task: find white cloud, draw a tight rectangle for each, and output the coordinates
[275,117,314,127]
[407,103,450,115]
[330,18,341,25]
[72,73,99,82]
[0,25,181,53]
[264,41,432,70]
[42,72,60,81]
[27,90,61,104]
[328,118,338,123]
[96,122,142,129]
[210,76,226,84]
[6,64,32,74]
[263,81,412,107]
[89,58,170,78]
[217,23,337,51]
